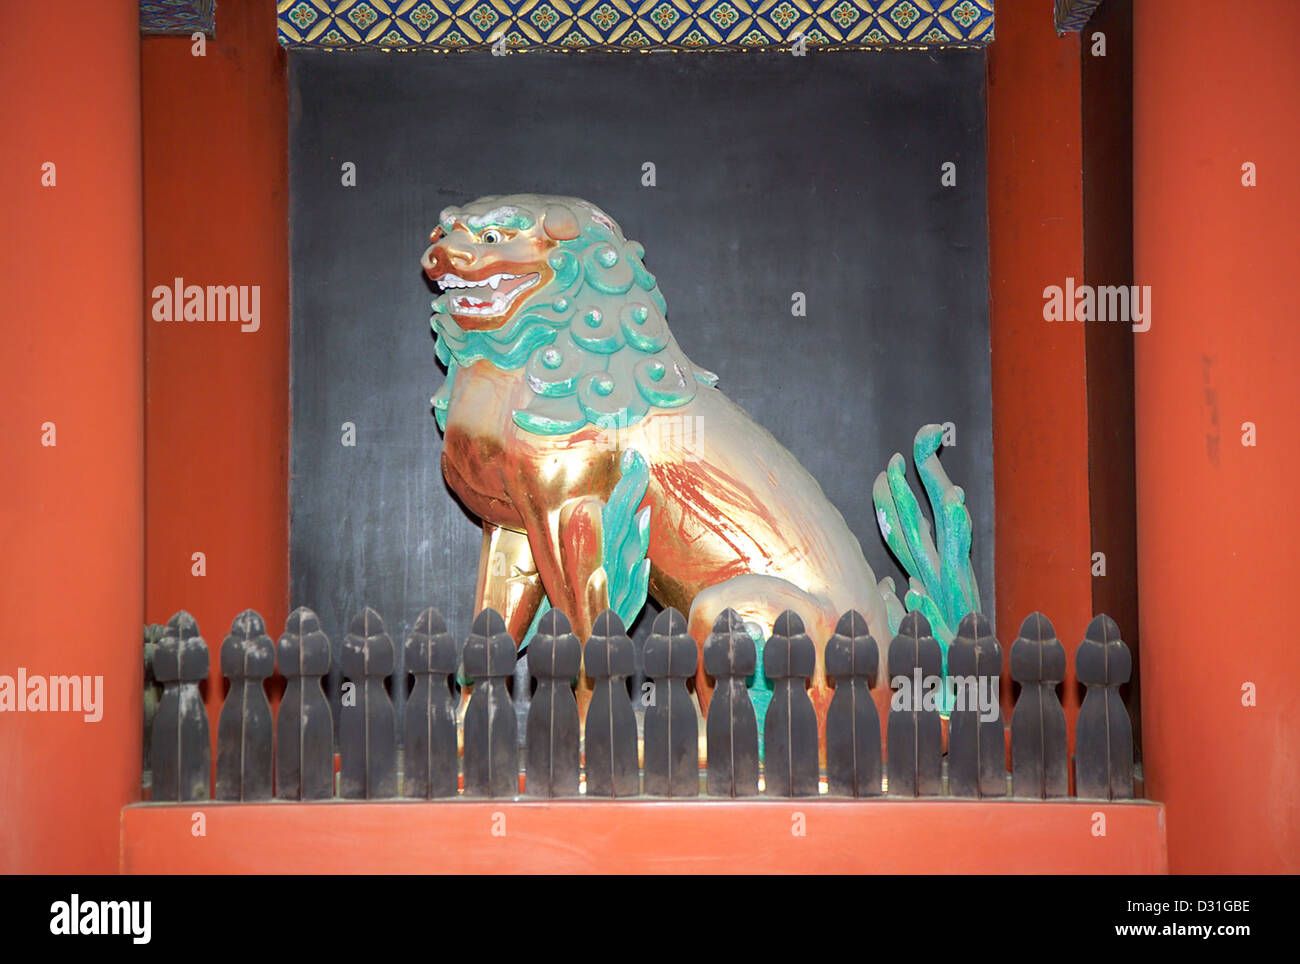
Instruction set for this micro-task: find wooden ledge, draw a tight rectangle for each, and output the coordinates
[121,798,1167,874]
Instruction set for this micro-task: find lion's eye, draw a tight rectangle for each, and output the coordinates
[480,229,503,244]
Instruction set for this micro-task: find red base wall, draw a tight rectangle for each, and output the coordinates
[122,799,1168,874]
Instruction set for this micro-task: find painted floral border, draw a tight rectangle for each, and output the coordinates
[140,0,215,35]
[276,0,994,52]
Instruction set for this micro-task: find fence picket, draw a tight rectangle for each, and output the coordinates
[462,608,518,797]
[150,610,210,801]
[1010,612,1069,798]
[1075,614,1135,799]
[404,607,459,799]
[703,608,759,797]
[887,611,943,796]
[215,609,275,801]
[276,607,333,800]
[762,611,819,797]
[947,612,1006,798]
[524,609,581,798]
[339,607,397,799]
[643,607,699,797]
[825,610,882,797]
[583,610,639,797]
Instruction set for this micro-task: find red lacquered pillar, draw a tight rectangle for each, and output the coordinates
[0,0,143,872]
[1134,0,1300,873]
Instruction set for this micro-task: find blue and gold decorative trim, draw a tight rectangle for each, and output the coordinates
[140,0,215,35]
[277,0,993,51]
[1053,0,1101,33]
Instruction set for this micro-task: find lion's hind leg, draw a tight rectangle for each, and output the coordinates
[686,574,839,728]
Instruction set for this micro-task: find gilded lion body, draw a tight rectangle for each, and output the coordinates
[424,195,889,719]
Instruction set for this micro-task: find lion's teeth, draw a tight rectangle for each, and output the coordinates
[440,272,520,291]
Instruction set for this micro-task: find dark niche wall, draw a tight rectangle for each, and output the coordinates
[288,48,993,730]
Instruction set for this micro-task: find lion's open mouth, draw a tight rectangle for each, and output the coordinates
[436,271,539,318]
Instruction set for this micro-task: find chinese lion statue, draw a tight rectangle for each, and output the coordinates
[423,194,900,723]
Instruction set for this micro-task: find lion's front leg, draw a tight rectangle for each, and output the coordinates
[515,495,612,721]
[512,497,610,642]
[474,522,547,645]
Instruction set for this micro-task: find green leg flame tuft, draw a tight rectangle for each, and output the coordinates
[744,621,772,763]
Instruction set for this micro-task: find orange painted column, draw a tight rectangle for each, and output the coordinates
[1133,1,1300,872]
[986,5,1093,729]
[142,2,290,738]
[0,1,143,873]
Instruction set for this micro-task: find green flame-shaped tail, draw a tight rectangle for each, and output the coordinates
[872,424,982,710]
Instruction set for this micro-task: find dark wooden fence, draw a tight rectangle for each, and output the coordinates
[148,605,1136,802]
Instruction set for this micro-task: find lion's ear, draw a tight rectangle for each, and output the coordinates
[542,204,581,241]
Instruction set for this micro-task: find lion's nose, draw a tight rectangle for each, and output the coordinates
[423,241,474,278]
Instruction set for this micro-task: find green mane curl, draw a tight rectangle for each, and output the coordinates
[430,195,715,436]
